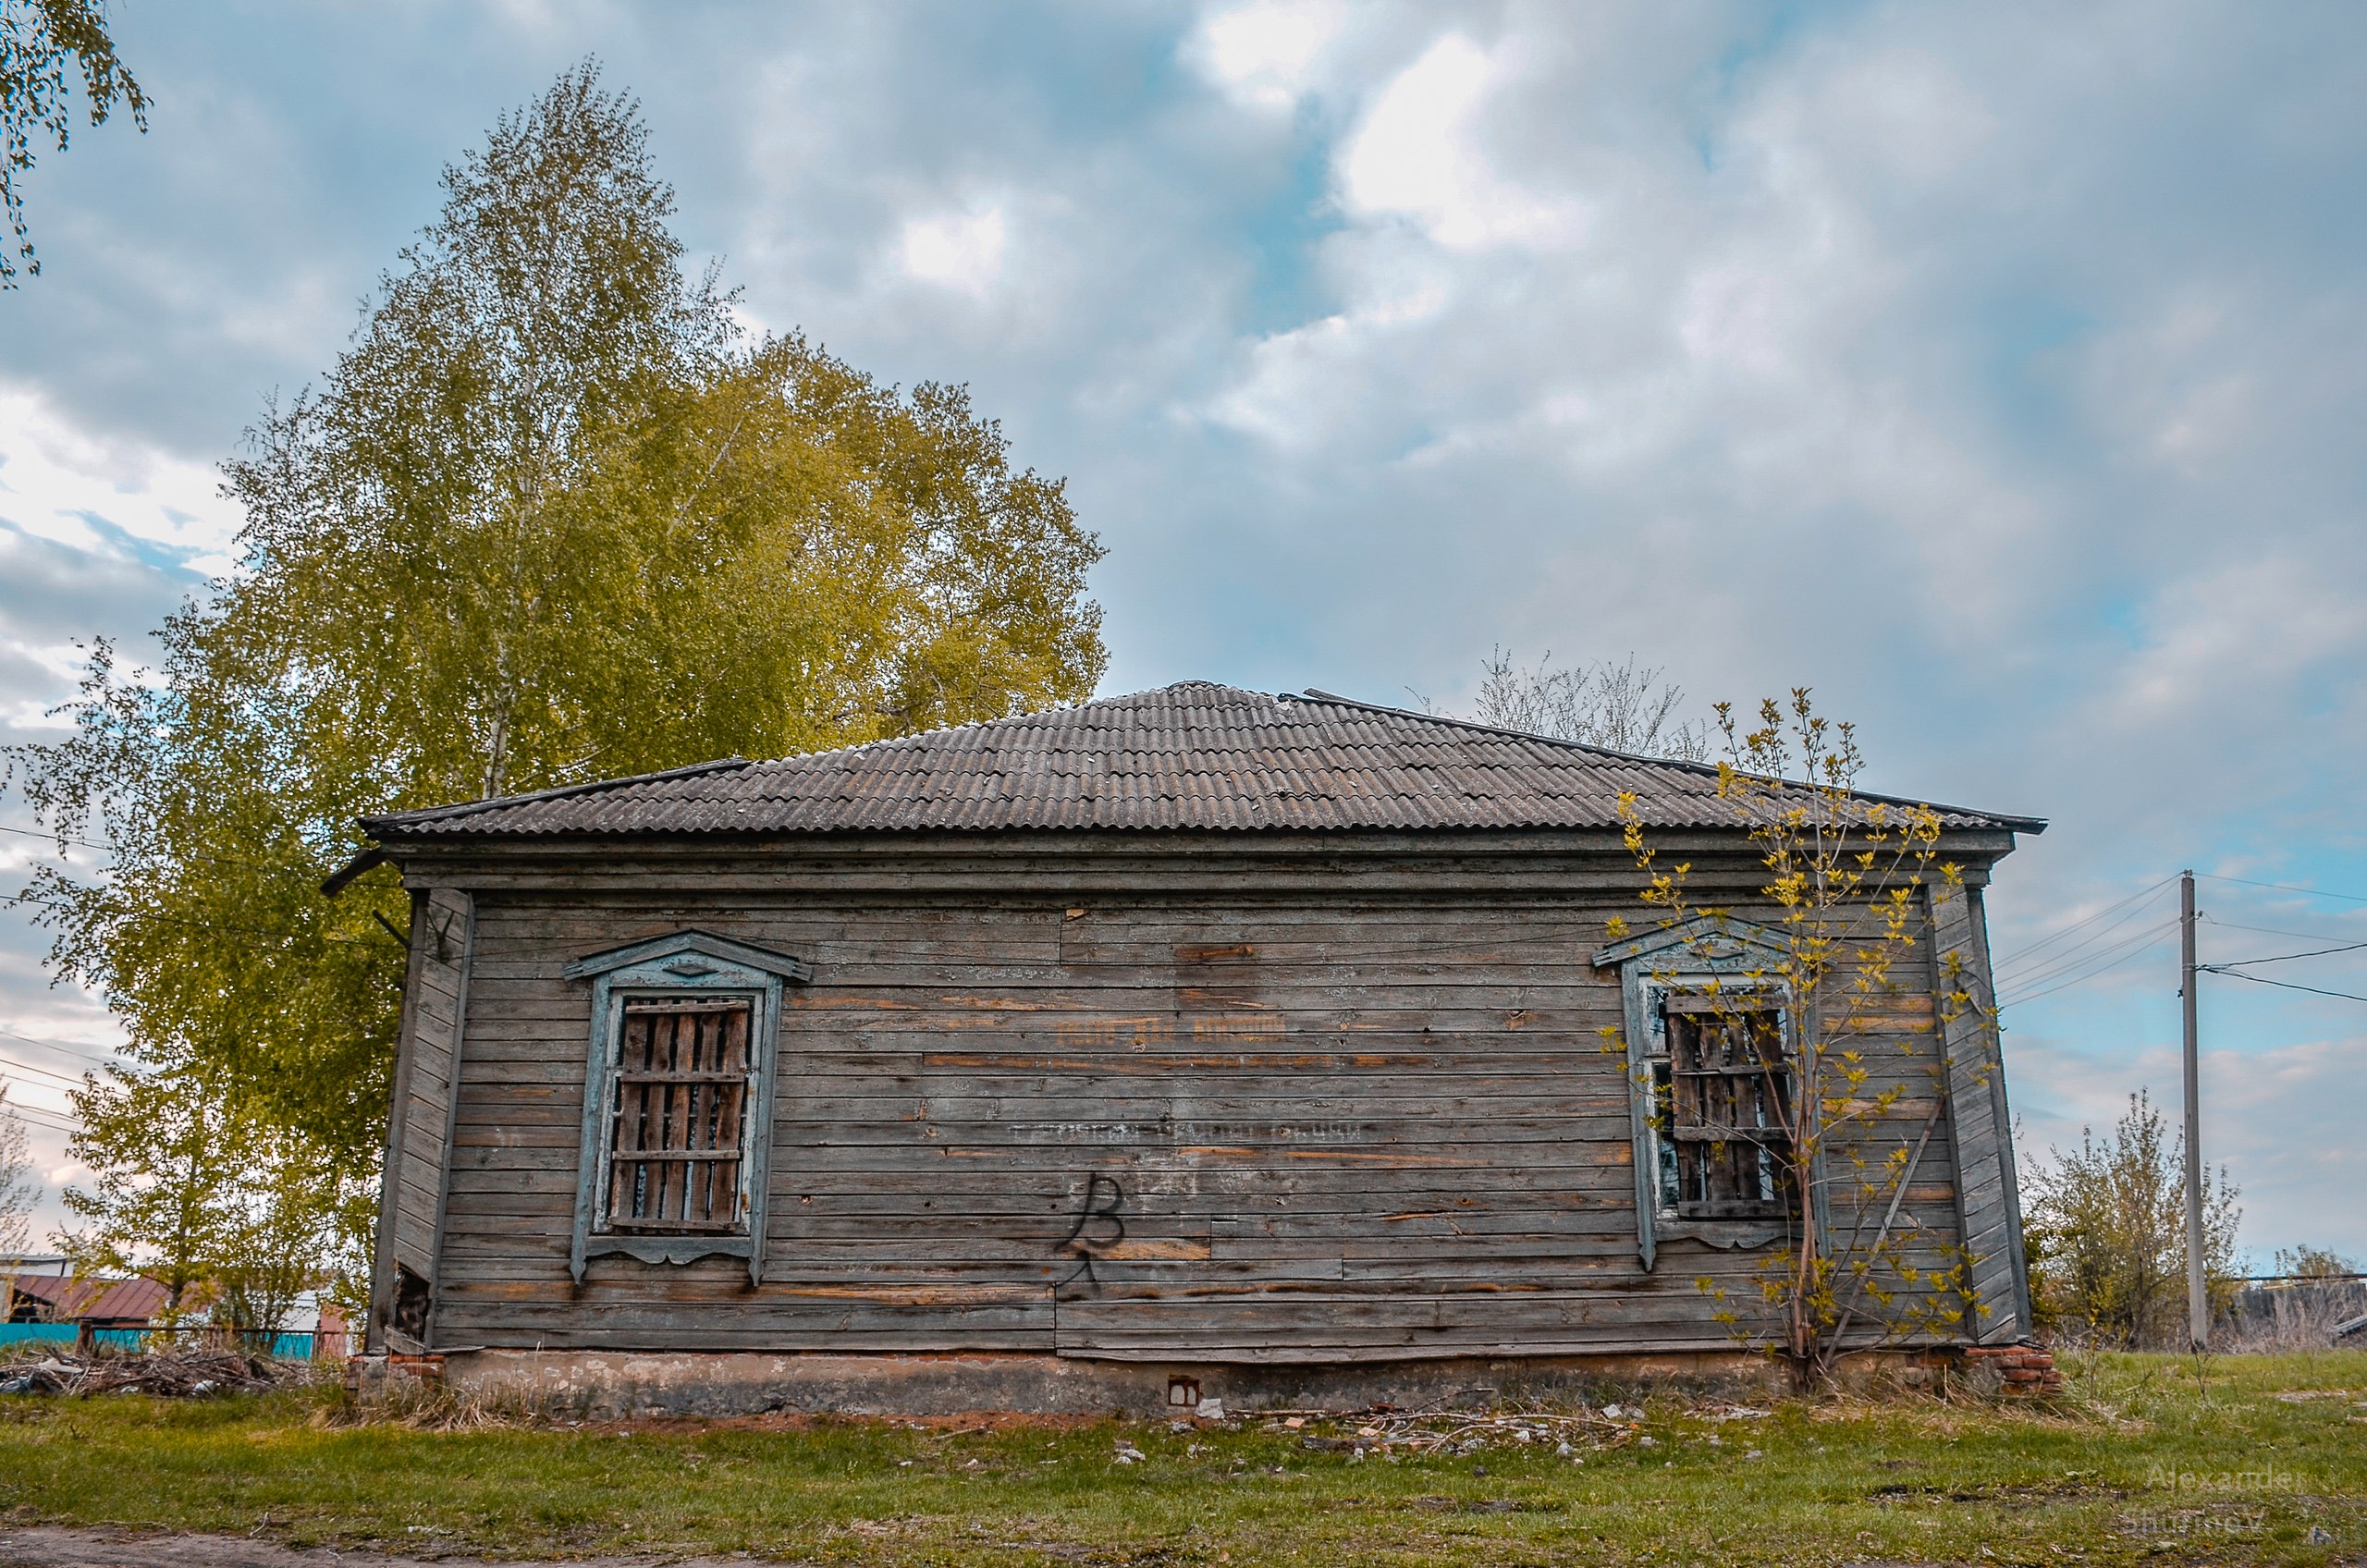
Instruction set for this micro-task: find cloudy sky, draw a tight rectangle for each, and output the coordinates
[2,1,2362,1263]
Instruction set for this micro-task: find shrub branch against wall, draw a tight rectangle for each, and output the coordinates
[1604,691,1986,1387]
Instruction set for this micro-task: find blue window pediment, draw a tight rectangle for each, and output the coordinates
[561,928,813,986]
[1591,913,1791,974]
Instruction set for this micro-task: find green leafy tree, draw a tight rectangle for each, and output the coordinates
[9,65,1105,1203]
[58,1064,231,1319]
[1,0,146,283]
[2022,1089,2242,1347]
[1605,691,1984,1388]
[61,1063,370,1337]
[208,1122,371,1345]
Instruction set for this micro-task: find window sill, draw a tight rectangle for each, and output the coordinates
[583,1235,754,1268]
[1654,1218,1790,1250]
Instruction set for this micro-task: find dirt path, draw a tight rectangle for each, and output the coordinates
[0,1528,760,1568]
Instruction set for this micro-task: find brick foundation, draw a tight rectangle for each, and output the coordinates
[344,1352,446,1400]
[1959,1343,2064,1397]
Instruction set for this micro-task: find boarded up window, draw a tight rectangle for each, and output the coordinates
[600,998,753,1235]
[1651,997,1795,1220]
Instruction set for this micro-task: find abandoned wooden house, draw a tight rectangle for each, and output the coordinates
[339,682,2047,1415]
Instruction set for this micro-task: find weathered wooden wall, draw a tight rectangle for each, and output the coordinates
[398,834,2011,1361]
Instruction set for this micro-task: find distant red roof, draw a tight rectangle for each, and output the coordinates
[5,1273,167,1324]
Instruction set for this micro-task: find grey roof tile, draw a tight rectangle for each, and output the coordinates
[361,682,2044,839]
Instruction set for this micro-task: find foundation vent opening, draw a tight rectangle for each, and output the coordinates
[1167,1376,1201,1408]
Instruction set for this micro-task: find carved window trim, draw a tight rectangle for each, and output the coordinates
[1594,916,1799,1269]
[562,931,811,1284]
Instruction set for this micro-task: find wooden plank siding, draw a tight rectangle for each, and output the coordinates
[411,841,2006,1361]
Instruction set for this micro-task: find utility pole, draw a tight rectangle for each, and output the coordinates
[2181,869,2207,1352]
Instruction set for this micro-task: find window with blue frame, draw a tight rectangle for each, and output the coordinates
[1648,991,1795,1220]
[600,997,757,1236]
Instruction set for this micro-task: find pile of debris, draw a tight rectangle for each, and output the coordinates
[0,1349,318,1399]
[1257,1401,1773,1460]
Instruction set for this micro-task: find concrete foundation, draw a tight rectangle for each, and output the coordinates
[400,1348,1806,1421]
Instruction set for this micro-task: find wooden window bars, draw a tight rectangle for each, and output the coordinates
[1651,995,1796,1220]
[601,998,753,1235]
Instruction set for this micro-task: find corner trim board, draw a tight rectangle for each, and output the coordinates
[423,891,477,1350]
[365,888,430,1354]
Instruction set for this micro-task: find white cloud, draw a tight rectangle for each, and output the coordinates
[896,205,1010,298]
[1337,32,1580,251]
[1745,45,1999,190]
[2099,557,2363,734]
[1203,229,1455,447]
[1188,0,1347,113]
[0,386,241,572]
[2015,1034,2367,1262]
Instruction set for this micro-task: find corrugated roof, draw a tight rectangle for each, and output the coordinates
[6,1272,169,1324]
[362,682,2044,840]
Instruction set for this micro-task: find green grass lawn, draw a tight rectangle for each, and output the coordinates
[0,1352,2361,1565]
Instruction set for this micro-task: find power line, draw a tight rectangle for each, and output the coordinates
[0,1029,120,1067]
[1998,923,2173,998]
[1998,923,2179,1009]
[2207,939,2367,969]
[1992,876,2177,974]
[1998,937,2175,1010]
[2202,914,2366,946]
[1993,884,2177,985]
[2196,872,2367,906]
[1997,913,2180,997]
[0,820,324,878]
[2198,968,2367,1006]
[3,1099,84,1135]
[0,1094,85,1132]
[0,823,107,851]
[0,1053,91,1091]
[2,891,385,948]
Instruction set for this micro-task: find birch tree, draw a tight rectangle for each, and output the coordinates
[0,0,145,283]
[8,64,1106,1208]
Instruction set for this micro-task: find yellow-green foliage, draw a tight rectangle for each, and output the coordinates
[1606,691,1982,1384]
[2024,1089,2244,1348]
[6,67,1106,1237]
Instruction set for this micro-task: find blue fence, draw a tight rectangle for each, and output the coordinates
[0,1323,329,1357]
[0,1324,74,1348]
